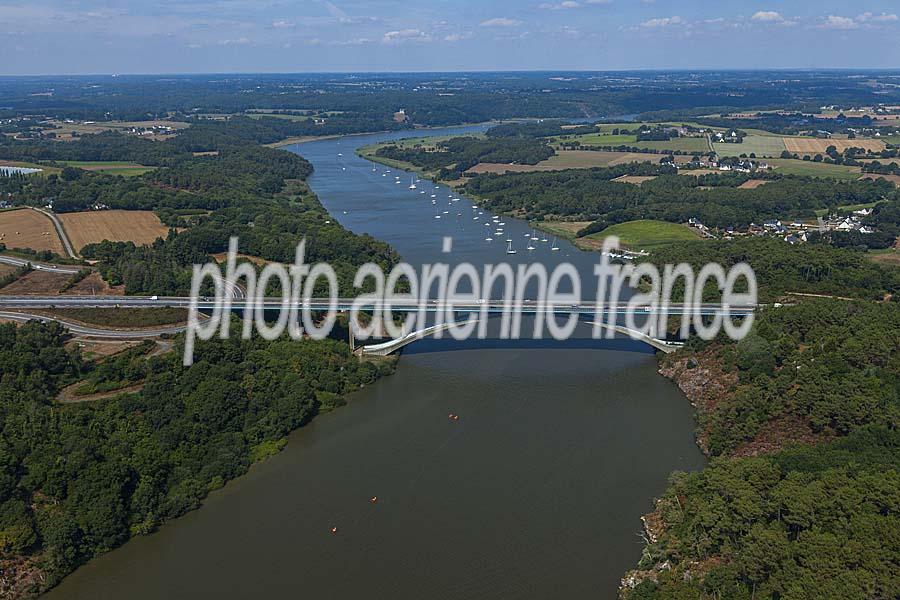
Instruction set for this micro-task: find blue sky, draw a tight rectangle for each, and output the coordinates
[3,0,900,74]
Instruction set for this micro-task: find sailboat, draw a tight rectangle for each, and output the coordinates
[527,240,536,251]
[530,229,538,241]
[506,240,517,254]
[409,176,417,190]
[485,236,493,242]
[551,237,560,251]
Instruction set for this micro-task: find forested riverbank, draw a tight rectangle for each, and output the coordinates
[619,240,900,599]
[0,120,403,598]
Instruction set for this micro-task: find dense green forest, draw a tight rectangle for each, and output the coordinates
[625,426,900,600]
[620,237,900,599]
[0,321,393,597]
[463,167,898,231]
[0,108,408,598]
[375,135,555,179]
[640,237,900,302]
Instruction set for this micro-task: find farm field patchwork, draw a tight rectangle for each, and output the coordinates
[633,137,709,153]
[58,210,170,251]
[39,119,189,141]
[467,150,660,173]
[558,132,709,153]
[0,208,65,254]
[783,138,886,154]
[764,158,862,180]
[714,135,786,157]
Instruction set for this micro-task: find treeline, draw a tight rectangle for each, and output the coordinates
[485,120,595,139]
[640,236,900,302]
[0,321,394,598]
[626,426,900,600]
[463,166,896,230]
[375,135,555,179]
[620,237,900,599]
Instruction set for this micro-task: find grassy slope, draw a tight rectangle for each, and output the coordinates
[586,219,702,251]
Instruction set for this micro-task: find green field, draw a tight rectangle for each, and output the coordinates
[60,160,155,177]
[586,219,702,251]
[765,158,862,181]
[558,131,708,153]
[634,137,709,153]
[714,135,786,158]
[558,133,637,145]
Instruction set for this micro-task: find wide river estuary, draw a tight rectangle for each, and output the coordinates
[46,126,705,599]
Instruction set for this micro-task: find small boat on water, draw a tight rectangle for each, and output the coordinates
[551,237,560,251]
[409,176,417,190]
[506,240,517,254]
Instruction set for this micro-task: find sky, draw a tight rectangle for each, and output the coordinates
[3,0,900,74]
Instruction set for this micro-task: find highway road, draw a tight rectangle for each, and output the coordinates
[0,311,186,338]
[0,294,759,316]
[0,255,83,274]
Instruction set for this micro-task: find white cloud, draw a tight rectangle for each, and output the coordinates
[856,12,898,23]
[444,32,474,42]
[639,16,683,28]
[217,37,250,45]
[479,17,522,27]
[822,15,858,29]
[540,1,581,8]
[382,28,432,44]
[539,0,610,8]
[271,20,294,29]
[751,11,783,22]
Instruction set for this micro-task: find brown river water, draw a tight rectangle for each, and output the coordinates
[45,126,705,600]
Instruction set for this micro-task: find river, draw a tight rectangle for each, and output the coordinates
[44,126,705,600]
